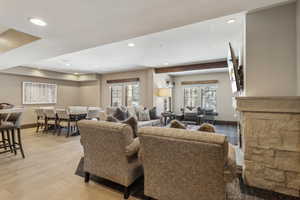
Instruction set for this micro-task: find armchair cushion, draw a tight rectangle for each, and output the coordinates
[125,138,140,157]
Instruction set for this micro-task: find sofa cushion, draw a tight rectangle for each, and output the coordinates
[138,109,150,121]
[169,120,186,129]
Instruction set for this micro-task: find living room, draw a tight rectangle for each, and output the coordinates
[0,0,299,200]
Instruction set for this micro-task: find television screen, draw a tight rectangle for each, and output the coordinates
[227,43,240,93]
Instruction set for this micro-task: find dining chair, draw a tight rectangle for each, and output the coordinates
[35,108,46,133]
[56,109,76,137]
[44,108,57,133]
[86,107,101,120]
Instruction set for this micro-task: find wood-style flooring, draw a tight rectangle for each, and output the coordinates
[0,128,298,200]
[0,128,138,200]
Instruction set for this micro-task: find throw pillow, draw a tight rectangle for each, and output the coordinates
[123,116,138,137]
[113,107,128,121]
[198,123,216,133]
[106,115,138,138]
[184,106,197,113]
[169,120,186,129]
[138,109,150,121]
[149,107,158,120]
[127,106,138,119]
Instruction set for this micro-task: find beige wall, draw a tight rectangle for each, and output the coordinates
[100,69,154,108]
[79,80,101,107]
[297,1,300,95]
[0,73,80,125]
[172,72,236,121]
[245,3,297,96]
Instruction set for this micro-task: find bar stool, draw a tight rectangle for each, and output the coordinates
[7,112,25,158]
[0,119,14,154]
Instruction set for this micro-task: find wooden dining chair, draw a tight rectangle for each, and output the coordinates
[44,108,57,133]
[56,109,76,137]
[35,108,46,133]
[7,112,25,158]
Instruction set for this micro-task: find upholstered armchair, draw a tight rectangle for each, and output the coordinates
[78,120,143,199]
[139,127,237,200]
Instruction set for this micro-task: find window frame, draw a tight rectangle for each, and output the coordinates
[183,84,217,112]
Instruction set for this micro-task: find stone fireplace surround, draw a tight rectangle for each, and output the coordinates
[236,97,300,197]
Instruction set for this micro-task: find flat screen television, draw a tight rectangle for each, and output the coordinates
[227,43,240,93]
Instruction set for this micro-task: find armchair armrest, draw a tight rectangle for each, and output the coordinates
[125,138,140,157]
[224,143,237,182]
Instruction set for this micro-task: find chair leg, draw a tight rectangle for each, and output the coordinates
[36,123,39,133]
[1,131,7,150]
[84,172,90,183]
[11,129,17,155]
[66,122,70,137]
[6,130,13,153]
[124,187,130,199]
[17,128,25,158]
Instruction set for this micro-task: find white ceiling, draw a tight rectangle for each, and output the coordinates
[28,13,245,74]
[0,0,291,72]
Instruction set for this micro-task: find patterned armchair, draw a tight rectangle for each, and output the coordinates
[139,127,236,200]
[78,120,143,199]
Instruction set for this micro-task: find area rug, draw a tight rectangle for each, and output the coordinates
[75,158,299,200]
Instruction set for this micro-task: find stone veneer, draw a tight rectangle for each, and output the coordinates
[236,97,300,197]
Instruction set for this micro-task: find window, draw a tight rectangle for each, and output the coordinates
[110,83,139,107]
[23,82,57,104]
[111,85,123,107]
[184,85,217,111]
[125,84,139,107]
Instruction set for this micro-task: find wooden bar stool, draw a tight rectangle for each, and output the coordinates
[0,121,14,155]
[7,112,25,158]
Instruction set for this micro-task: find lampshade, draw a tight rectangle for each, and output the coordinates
[157,88,172,97]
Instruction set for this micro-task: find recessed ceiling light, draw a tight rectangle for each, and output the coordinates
[65,63,71,66]
[74,73,79,75]
[28,17,47,26]
[164,62,169,66]
[227,19,236,24]
[128,43,135,47]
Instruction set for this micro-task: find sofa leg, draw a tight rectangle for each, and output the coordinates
[124,187,130,199]
[84,172,90,183]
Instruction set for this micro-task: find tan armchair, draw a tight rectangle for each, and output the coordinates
[78,120,143,199]
[139,127,237,200]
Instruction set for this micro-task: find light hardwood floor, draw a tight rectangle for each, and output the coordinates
[0,128,138,200]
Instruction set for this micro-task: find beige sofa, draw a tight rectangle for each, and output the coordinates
[78,120,143,199]
[139,127,237,200]
[99,106,161,127]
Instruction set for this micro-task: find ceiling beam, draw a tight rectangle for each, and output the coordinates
[154,60,228,74]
